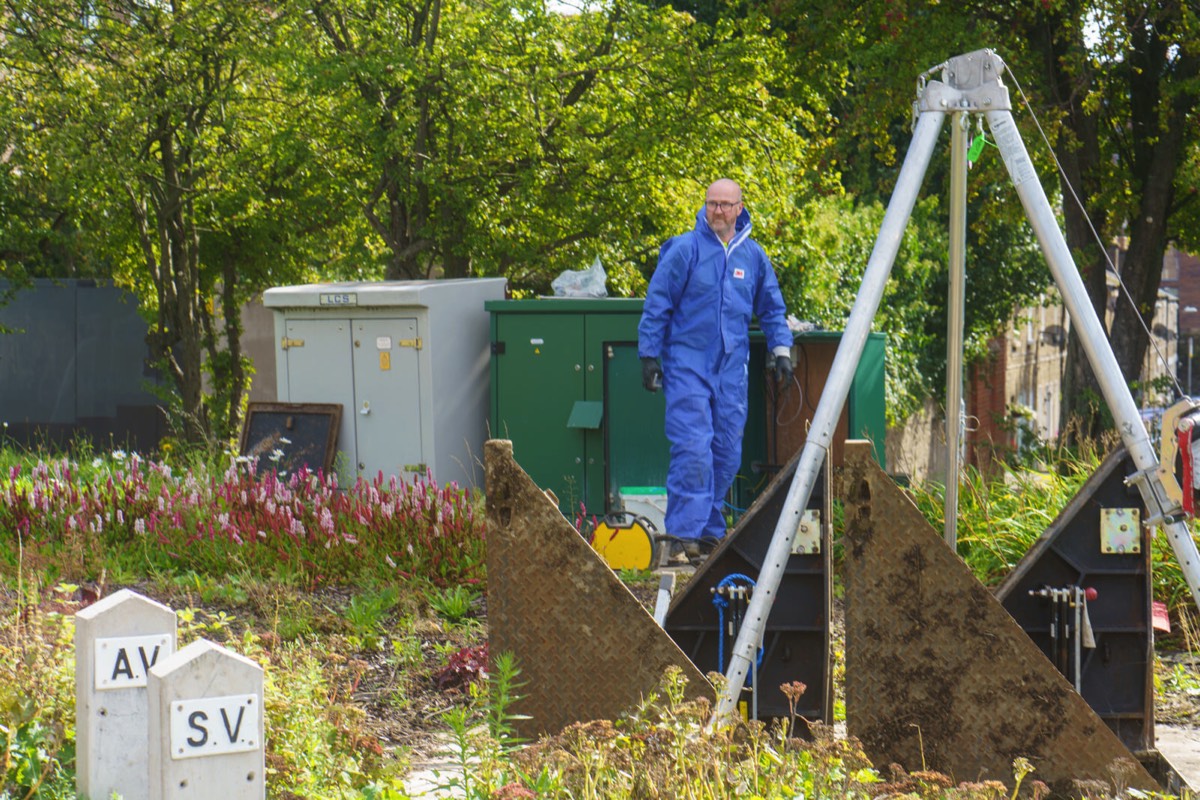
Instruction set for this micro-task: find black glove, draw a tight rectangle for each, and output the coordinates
[774,354,793,386]
[641,356,663,392]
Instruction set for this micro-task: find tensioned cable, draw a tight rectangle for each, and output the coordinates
[999,57,1186,400]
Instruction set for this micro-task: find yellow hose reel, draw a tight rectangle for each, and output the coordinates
[590,513,659,572]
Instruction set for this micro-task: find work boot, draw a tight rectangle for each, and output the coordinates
[682,535,721,564]
[669,540,693,566]
[657,536,695,567]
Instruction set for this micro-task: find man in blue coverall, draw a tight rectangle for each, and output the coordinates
[638,178,793,561]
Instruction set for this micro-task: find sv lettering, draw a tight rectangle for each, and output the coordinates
[221,706,246,742]
[187,711,209,746]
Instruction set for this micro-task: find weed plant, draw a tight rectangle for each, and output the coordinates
[427,584,480,625]
[0,603,76,799]
[345,586,401,649]
[906,446,1200,626]
[435,651,527,798]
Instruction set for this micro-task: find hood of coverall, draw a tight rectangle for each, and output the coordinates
[696,204,753,248]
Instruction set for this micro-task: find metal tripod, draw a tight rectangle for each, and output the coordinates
[712,49,1200,724]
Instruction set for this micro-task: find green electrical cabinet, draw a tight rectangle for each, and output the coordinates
[488,299,662,518]
[487,298,886,523]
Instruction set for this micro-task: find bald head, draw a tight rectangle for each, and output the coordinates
[707,178,742,200]
[704,178,743,242]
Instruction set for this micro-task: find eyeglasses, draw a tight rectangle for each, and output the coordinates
[705,200,741,212]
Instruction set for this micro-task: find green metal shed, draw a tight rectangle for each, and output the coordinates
[487,298,885,525]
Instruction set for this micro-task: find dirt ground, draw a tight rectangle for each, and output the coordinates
[1150,648,1200,789]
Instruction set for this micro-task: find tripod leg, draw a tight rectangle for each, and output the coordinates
[986,109,1200,616]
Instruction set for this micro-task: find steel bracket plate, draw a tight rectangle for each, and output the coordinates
[791,509,821,554]
[1100,508,1141,554]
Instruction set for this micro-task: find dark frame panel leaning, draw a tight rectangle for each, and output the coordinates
[238,402,343,477]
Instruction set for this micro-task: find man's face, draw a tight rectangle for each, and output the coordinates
[704,187,742,241]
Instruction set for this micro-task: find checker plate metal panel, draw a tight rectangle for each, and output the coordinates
[840,442,1159,796]
[485,440,710,739]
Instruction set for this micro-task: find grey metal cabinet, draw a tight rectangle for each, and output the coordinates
[264,279,506,489]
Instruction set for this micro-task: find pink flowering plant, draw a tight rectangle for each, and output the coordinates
[1,449,486,588]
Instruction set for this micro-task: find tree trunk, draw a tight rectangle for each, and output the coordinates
[1109,30,1197,398]
[220,256,247,441]
[1023,11,1114,441]
[199,249,247,443]
[1052,6,1199,438]
[135,110,209,446]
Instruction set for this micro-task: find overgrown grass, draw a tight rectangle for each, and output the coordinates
[1,594,415,799]
[507,667,888,799]
[426,663,1181,800]
[906,444,1200,626]
[0,602,76,799]
[0,443,487,799]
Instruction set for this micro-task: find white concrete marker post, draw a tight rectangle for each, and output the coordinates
[148,640,265,800]
[75,589,177,800]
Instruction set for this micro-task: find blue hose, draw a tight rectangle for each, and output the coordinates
[712,573,763,686]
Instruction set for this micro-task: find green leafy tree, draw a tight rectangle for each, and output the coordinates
[1,1,356,444]
[1049,2,1200,430]
[768,0,1200,436]
[299,0,823,293]
[644,0,1051,426]
[0,5,112,312]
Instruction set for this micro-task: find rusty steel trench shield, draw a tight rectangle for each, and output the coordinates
[841,441,1160,795]
[485,439,710,738]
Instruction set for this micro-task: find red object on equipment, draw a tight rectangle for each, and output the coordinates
[1152,601,1171,634]
[1084,586,1098,602]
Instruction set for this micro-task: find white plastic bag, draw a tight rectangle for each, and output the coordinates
[551,257,608,298]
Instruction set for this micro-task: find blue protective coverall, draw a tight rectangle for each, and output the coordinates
[637,205,792,542]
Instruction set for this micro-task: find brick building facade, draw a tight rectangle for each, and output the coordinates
[889,249,1184,481]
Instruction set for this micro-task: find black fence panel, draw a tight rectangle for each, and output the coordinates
[0,279,164,451]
